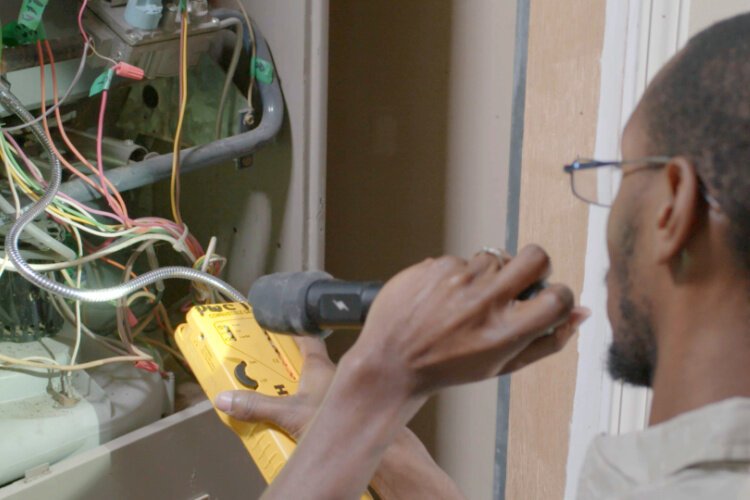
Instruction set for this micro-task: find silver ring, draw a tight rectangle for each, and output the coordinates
[480,246,506,260]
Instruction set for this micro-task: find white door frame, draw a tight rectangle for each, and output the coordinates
[564,1,690,497]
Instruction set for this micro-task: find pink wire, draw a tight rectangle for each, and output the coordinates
[4,132,126,224]
[78,0,90,44]
[96,90,131,222]
[132,217,205,255]
[40,7,208,257]
[7,89,204,257]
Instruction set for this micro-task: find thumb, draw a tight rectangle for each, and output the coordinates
[215,390,290,423]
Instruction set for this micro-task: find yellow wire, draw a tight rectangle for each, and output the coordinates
[7,169,96,226]
[0,144,21,217]
[170,11,189,226]
[1,138,102,227]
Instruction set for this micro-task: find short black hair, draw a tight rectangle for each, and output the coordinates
[641,13,750,271]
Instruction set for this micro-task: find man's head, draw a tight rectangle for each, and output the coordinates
[606,13,750,387]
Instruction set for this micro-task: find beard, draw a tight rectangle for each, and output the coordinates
[606,222,657,387]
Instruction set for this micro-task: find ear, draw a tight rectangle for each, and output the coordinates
[653,157,700,264]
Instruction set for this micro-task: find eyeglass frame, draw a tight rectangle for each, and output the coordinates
[563,156,722,210]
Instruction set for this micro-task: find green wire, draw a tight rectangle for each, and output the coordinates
[0,134,104,227]
[0,135,191,237]
[1,138,76,220]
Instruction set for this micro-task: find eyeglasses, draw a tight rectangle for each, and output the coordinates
[563,156,721,210]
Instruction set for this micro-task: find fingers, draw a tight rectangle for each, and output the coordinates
[295,335,330,360]
[465,250,507,279]
[499,306,591,374]
[418,250,510,292]
[295,336,336,375]
[215,390,290,422]
[417,246,556,331]
[475,244,553,304]
[504,283,575,337]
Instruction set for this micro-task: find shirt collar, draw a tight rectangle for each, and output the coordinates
[589,397,750,483]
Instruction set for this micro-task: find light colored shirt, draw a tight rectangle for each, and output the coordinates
[577,397,750,499]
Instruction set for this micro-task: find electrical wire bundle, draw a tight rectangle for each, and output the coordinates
[0,0,256,383]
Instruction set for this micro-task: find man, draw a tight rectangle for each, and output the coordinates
[215,13,750,499]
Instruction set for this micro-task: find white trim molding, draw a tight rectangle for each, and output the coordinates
[609,0,691,437]
[564,0,691,497]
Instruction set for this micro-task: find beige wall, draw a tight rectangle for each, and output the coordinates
[505,1,605,498]
[326,1,516,498]
[689,0,750,33]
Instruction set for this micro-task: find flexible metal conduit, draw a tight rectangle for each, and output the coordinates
[0,84,246,303]
[59,16,284,202]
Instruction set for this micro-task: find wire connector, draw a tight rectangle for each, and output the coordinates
[114,62,145,81]
[18,0,49,32]
[135,360,160,372]
[90,64,144,97]
[89,69,114,97]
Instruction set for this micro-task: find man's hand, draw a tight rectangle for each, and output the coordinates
[261,245,588,499]
[215,336,334,440]
[215,335,466,499]
[347,244,589,398]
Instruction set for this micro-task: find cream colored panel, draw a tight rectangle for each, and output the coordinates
[185,0,328,293]
[437,1,515,499]
[326,1,515,498]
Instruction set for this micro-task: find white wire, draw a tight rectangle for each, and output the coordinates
[60,267,77,288]
[0,232,192,273]
[126,290,156,307]
[1,141,132,237]
[0,147,124,255]
[0,202,77,261]
[2,155,21,217]
[49,293,130,355]
[22,355,60,365]
[215,17,245,139]
[0,278,154,372]
[0,351,151,372]
[69,226,84,369]
[1,41,93,133]
[52,216,137,239]
[0,255,9,281]
[201,236,217,272]
[15,249,58,261]
[233,0,257,113]
[1,139,128,235]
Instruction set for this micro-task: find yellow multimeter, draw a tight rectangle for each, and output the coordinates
[175,302,373,499]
